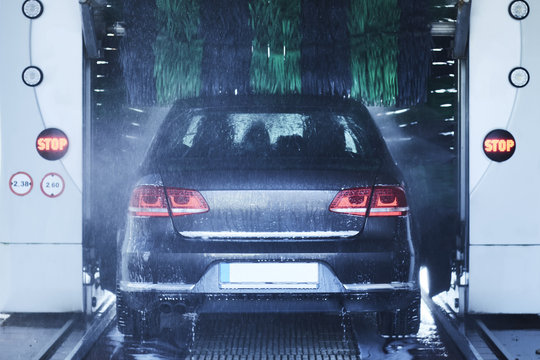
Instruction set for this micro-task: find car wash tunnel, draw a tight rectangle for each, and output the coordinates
[2,0,540,359]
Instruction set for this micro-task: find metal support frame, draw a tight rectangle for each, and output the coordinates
[79,2,103,59]
[453,0,471,317]
[454,1,472,59]
[82,50,94,316]
[457,57,469,316]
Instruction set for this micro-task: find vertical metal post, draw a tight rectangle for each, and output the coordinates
[457,57,469,316]
[82,51,93,316]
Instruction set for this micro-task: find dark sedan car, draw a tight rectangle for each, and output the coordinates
[117,95,419,339]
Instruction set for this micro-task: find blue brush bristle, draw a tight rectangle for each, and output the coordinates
[301,0,351,97]
[200,0,252,96]
[397,0,431,106]
[118,0,431,107]
[120,0,157,106]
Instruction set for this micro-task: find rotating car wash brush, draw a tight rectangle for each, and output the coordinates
[249,0,302,94]
[154,0,203,104]
[120,0,430,107]
[348,0,400,106]
[120,0,157,106]
[301,0,351,97]
[397,0,431,106]
[200,0,252,96]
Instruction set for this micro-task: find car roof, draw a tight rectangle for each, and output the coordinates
[168,95,371,114]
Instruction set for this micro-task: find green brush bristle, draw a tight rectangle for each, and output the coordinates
[249,0,301,94]
[154,0,202,104]
[349,0,400,106]
[149,0,415,105]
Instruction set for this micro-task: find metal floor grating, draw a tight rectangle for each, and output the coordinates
[186,313,361,359]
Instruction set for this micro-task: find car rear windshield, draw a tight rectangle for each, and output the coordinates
[150,109,383,171]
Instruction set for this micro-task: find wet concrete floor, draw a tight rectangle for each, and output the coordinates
[85,300,463,359]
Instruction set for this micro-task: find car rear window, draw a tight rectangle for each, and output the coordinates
[150,110,383,170]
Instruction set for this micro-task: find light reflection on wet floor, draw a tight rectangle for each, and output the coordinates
[85,300,462,360]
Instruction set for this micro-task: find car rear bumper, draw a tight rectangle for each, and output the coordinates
[118,219,418,313]
[118,260,418,313]
[119,281,416,293]
[118,281,418,313]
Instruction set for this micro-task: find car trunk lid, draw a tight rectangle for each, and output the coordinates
[159,167,378,240]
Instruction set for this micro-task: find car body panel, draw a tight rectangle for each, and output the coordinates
[118,95,419,318]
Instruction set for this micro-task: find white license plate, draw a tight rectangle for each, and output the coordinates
[219,262,319,289]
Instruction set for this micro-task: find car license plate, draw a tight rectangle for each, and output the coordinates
[219,262,319,289]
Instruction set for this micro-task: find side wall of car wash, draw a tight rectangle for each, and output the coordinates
[467,0,540,313]
[0,0,84,312]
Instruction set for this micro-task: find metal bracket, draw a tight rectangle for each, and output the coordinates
[79,1,105,59]
[453,0,471,58]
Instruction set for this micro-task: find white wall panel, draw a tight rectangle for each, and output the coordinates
[0,244,83,312]
[0,0,83,311]
[469,246,540,313]
[469,0,540,312]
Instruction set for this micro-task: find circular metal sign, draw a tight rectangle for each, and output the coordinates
[9,172,33,196]
[40,173,65,198]
[36,128,69,160]
[483,129,516,162]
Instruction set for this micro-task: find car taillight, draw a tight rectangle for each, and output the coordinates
[129,185,209,217]
[369,186,408,216]
[328,188,371,216]
[329,186,408,217]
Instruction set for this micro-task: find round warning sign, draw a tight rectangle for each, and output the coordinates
[40,173,65,198]
[9,172,33,196]
[483,129,516,162]
[36,128,69,161]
